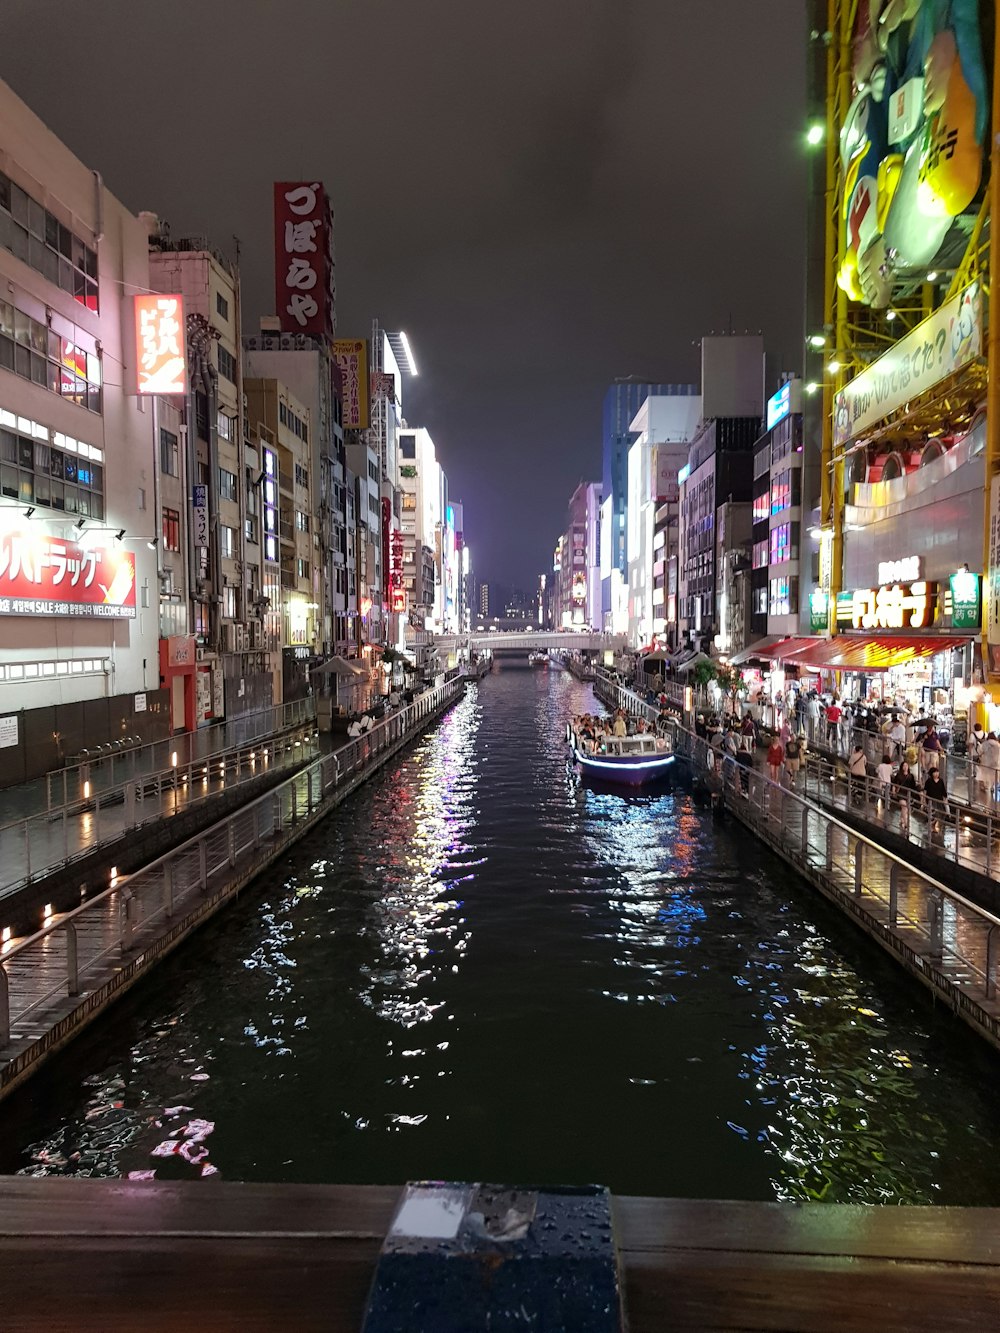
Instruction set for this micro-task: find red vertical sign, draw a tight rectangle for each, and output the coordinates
[380,497,391,599]
[273,182,334,338]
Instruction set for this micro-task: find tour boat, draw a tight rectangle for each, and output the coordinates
[528,651,548,668]
[566,722,675,787]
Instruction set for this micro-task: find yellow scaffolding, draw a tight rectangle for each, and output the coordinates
[820,0,998,700]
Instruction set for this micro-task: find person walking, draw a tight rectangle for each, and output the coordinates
[980,732,1000,804]
[923,766,950,840]
[887,716,907,763]
[920,723,942,778]
[876,752,894,808]
[825,698,842,750]
[767,736,784,785]
[970,721,986,790]
[893,760,920,835]
[784,731,803,785]
[848,743,868,806]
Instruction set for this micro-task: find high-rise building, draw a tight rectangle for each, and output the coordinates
[601,379,698,629]
[626,395,702,646]
[479,582,489,618]
[678,337,764,643]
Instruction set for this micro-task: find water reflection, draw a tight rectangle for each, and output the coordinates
[5,669,1000,1202]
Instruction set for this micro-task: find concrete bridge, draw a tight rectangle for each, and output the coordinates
[436,632,626,654]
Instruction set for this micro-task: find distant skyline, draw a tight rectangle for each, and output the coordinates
[1,0,807,587]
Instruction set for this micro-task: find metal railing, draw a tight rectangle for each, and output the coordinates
[0,722,320,900]
[672,726,1000,1015]
[799,750,1000,880]
[0,677,465,1049]
[45,696,317,813]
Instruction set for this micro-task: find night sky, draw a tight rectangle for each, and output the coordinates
[2,0,807,589]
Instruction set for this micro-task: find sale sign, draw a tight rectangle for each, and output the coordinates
[0,531,136,618]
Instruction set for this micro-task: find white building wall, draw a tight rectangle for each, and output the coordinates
[0,77,158,725]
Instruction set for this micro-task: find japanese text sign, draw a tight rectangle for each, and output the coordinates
[833,282,982,447]
[837,581,937,631]
[0,531,136,618]
[133,295,187,395]
[333,339,370,429]
[274,182,333,338]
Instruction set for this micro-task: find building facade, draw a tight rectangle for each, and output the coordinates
[600,379,698,630]
[0,78,164,781]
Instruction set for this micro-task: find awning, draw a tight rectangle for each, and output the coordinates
[729,636,823,665]
[781,635,970,673]
[311,655,367,678]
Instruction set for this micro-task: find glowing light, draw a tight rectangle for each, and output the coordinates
[83,781,91,799]
[806,122,824,146]
[886,310,897,322]
[399,331,419,377]
[43,903,53,918]
[805,381,820,394]
[826,360,841,373]
[809,334,826,348]
[171,752,178,767]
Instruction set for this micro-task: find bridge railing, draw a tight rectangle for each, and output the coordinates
[0,677,467,1050]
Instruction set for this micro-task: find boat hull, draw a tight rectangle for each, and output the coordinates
[571,745,675,787]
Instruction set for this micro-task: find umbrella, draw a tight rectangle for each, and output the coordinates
[311,656,366,678]
[641,651,673,670]
[676,652,714,674]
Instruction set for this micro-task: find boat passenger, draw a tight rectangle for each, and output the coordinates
[612,712,627,738]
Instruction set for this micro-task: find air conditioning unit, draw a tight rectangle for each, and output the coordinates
[235,623,248,653]
[250,621,264,649]
[196,647,207,663]
[280,336,294,350]
[222,622,237,653]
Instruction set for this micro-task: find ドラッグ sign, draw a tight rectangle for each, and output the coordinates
[0,531,136,618]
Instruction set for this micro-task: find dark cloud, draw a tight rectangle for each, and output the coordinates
[1,0,806,588]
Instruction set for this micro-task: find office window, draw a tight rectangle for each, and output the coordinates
[0,173,98,311]
[402,492,416,511]
[218,468,237,502]
[245,516,258,544]
[297,558,310,580]
[294,462,309,488]
[217,345,236,383]
[159,427,179,476]
[768,576,799,617]
[221,525,236,559]
[223,584,237,619]
[0,299,102,411]
[162,507,180,552]
[0,408,104,519]
[217,411,233,441]
[295,511,310,533]
[216,292,229,321]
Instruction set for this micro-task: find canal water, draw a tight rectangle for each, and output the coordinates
[4,667,1000,1202]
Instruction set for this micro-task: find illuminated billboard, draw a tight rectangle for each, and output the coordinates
[133,295,186,394]
[0,531,136,618]
[333,338,370,429]
[273,182,334,338]
[836,6,987,308]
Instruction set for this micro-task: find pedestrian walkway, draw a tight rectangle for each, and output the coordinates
[0,725,319,906]
[0,697,316,827]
